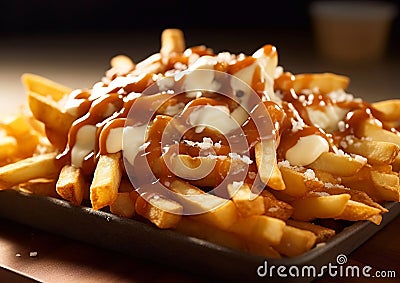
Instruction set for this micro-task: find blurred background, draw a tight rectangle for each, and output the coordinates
[0,0,399,113]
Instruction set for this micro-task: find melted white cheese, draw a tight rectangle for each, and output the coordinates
[307,105,348,132]
[285,134,329,166]
[188,105,239,134]
[182,56,221,92]
[122,124,148,165]
[106,127,123,153]
[71,125,97,168]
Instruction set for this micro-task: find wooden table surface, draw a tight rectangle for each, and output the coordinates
[0,213,399,283]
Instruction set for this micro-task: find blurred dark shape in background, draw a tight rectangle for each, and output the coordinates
[0,0,399,110]
[0,0,397,36]
[0,0,315,34]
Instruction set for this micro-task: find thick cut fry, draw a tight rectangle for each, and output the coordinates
[279,166,323,197]
[110,55,135,70]
[255,140,285,190]
[227,182,265,217]
[291,194,351,221]
[392,155,400,172]
[0,136,17,160]
[276,72,349,94]
[317,184,388,213]
[308,151,366,176]
[335,200,382,224]
[357,121,400,146]
[56,165,86,206]
[341,164,399,203]
[160,28,185,57]
[0,152,59,189]
[295,73,349,94]
[16,133,40,158]
[229,215,286,246]
[90,153,122,210]
[370,170,400,202]
[135,194,182,229]
[261,190,294,221]
[175,217,247,252]
[368,214,383,225]
[18,178,58,198]
[313,169,340,185]
[345,139,399,165]
[286,219,336,243]
[170,179,238,230]
[372,99,400,121]
[28,91,76,149]
[254,139,285,190]
[110,192,136,218]
[273,225,317,257]
[21,73,72,101]
[1,115,31,137]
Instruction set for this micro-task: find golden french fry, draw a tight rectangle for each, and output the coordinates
[110,192,136,218]
[1,115,31,137]
[56,165,86,206]
[357,121,400,146]
[255,140,285,190]
[160,28,185,57]
[18,178,58,198]
[28,91,76,149]
[276,72,349,94]
[335,200,382,224]
[227,182,265,217]
[313,169,340,185]
[175,217,247,252]
[135,194,182,229]
[317,184,388,213]
[261,190,293,221]
[368,214,383,225]
[0,135,17,160]
[345,139,399,165]
[295,73,349,93]
[291,194,351,221]
[370,170,400,202]
[308,151,366,176]
[286,219,336,243]
[15,133,40,158]
[21,73,72,101]
[279,166,323,197]
[90,152,122,210]
[392,155,400,172]
[0,152,59,189]
[340,167,383,202]
[170,179,238,230]
[273,225,317,257]
[110,54,135,70]
[372,99,400,121]
[229,215,286,246]
[131,54,164,76]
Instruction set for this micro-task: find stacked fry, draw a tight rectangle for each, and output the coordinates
[1,29,399,258]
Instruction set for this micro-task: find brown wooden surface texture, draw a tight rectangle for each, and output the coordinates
[0,215,399,283]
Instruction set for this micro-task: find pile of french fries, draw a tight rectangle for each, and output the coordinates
[1,28,400,259]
